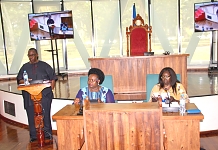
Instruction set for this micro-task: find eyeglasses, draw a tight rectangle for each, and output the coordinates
[161,76,171,79]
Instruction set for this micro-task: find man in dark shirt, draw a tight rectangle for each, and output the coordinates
[47,15,55,35]
[16,48,57,142]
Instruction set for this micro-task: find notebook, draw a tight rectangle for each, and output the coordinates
[187,109,201,114]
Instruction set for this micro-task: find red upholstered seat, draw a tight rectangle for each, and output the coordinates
[29,19,38,31]
[130,28,148,56]
[195,8,205,22]
[126,14,152,56]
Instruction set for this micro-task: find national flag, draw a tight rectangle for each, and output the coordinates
[133,3,136,19]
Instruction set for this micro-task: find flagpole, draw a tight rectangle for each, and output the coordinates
[133,3,136,20]
[132,3,136,25]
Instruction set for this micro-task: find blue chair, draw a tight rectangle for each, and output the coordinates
[145,74,181,102]
[80,75,114,94]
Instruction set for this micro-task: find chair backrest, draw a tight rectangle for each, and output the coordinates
[146,74,181,102]
[80,75,114,94]
[126,14,152,56]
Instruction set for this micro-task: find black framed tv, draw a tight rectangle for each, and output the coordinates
[28,10,74,40]
[194,1,218,32]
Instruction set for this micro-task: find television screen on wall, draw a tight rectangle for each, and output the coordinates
[28,10,74,40]
[194,1,218,32]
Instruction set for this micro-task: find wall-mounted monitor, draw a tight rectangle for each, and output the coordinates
[194,1,218,32]
[28,10,74,40]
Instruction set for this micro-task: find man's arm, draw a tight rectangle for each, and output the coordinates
[16,65,25,85]
[51,80,56,90]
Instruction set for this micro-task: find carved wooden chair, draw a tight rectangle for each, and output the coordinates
[126,14,152,56]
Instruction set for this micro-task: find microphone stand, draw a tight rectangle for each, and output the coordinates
[164,88,171,107]
[77,99,83,116]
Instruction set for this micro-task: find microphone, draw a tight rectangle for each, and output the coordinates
[77,99,83,116]
[164,88,171,107]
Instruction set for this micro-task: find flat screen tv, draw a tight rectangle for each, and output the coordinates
[194,1,218,32]
[28,10,74,40]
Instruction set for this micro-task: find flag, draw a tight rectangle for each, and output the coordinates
[132,3,136,20]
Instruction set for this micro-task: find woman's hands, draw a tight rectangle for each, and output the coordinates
[74,98,80,105]
[73,98,81,109]
[98,99,103,103]
[152,96,179,103]
[169,96,179,103]
[152,97,158,102]
[74,98,104,104]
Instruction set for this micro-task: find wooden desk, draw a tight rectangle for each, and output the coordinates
[88,54,189,93]
[53,103,203,150]
[163,103,204,150]
[52,105,85,150]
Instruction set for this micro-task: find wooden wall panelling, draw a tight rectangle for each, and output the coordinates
[83,103,161,150]
[89,54,189,94]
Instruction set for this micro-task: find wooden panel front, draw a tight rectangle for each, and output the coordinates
[53,103,203,150]
[56,119,85,150]
[163,120,200,150]
[88,54,189,94]
[162,103,204,150]
[52,105,85,150]
[84,103,161,150]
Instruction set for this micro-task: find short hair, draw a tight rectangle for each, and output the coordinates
[88,68,105,85]
[28,48,38,59]
[28,48,38,54]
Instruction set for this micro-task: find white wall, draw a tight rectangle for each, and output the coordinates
[51,99,73,130]
[190,95,218,132]
[0,91,28,124]
[0,91,73,130]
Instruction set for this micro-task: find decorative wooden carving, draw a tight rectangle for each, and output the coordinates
[17,83,51,148]
[126,14,152,56]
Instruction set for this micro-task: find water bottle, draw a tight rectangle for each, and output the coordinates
[180,94,186,115]
[158,95,162,107]
[23,70,29,85]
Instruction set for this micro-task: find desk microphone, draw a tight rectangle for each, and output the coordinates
[77,99,83,116]
[164,88,171,107]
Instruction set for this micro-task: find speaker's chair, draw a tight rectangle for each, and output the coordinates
[126,14,152,56]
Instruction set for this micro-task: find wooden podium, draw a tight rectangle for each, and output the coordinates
[18,83,57,149]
